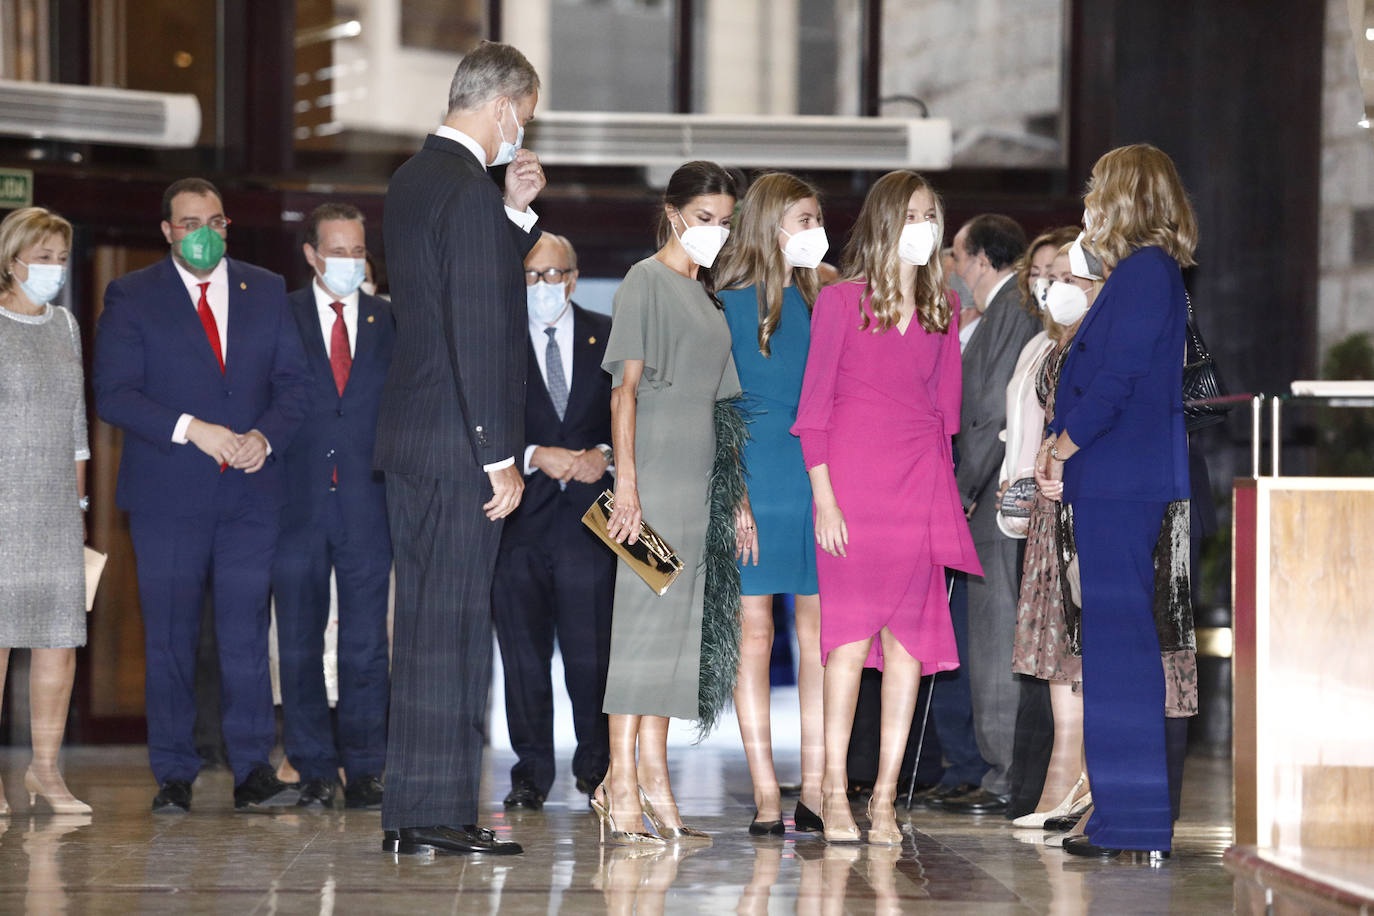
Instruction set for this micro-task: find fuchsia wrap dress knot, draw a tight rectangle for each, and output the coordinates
[791,282,982,671]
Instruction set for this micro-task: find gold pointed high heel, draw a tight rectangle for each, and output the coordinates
[637,786,711,843]
[866,795,903,846]
[1011,773,1088,828]
[821,791,860,843]
[25,767,92,815]
[590,785,666,847]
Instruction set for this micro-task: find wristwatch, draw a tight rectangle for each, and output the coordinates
[78,496,90,512]
[1050,442,1065,462]
[596,444,614,465]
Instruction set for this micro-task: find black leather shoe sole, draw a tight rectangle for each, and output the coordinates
[502,789,545,810]
[234,787,300,811]
[1043,813,1084,832]
[1063,835,1122,858]
[383,828,523,856]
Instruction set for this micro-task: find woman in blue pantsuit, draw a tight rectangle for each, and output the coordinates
[1035,144,1193,857]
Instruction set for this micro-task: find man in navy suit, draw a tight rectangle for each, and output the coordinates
[94,177,311,812]
[272,203,394,811]
[494,233,614,810]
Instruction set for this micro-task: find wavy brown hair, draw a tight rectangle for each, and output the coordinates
[1082,144,1198,271]
[1014,225,1079,316]
[840,170,948,334]
[714,172,822,357]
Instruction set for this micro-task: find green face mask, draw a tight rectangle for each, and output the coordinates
[179,225,225,271]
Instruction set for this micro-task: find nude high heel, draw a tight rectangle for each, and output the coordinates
[821,791,860,843]
[25,767,92,815]
[638,786,711,842]
[590,785,665,847]
[866,795,903,846]
[1012,773,1088,828]
[0,773,9,816]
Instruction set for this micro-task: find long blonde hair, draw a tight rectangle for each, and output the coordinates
[1083,144,1198,271]
[1015,225,1079,315]
[840,170,949,334]
[714,172,821,356]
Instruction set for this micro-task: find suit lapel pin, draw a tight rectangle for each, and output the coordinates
[367,315,375,323]
[588,336,596,345]
[239,282,247,290]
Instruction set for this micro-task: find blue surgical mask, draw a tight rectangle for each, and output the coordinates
[15,260,66,306]
[526,281,568,324]
[490,100,524,167]
[320,257,366,298]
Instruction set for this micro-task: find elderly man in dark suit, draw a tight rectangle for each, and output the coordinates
[494,233,615,811]
[937,214,1039,815]
[94,177,311,813]
[272,202,394,811]
[374,41,545,857]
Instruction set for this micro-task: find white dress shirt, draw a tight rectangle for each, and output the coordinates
[312,277,358,358]
[432,123,539,472]
[171,257,231,445]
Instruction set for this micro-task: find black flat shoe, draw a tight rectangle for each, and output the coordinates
[919,783,980,808]
[384,825,523,856]
[234,764,300,811]
[748,810,785,836]
[296,777,337,810]
[152,780,192,813]
[345,774,384,810]
[793,801,824,832]
[1063,835,1171,862]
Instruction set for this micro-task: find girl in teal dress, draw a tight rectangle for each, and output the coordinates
[714,173,825,835]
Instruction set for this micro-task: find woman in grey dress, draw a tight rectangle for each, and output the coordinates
[597,161,754,844]
[0,207,91,816]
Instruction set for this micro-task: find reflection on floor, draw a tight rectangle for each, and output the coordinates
[0,745,1234,914]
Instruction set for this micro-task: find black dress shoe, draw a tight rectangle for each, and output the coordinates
[1063,835,1171,861]
[152,780,192,813]
[919,783,980,808]
[748,810,785,836]
[296,777,337,809]
[793,801,824,832]
[345,775,384,810]
[940,788,1010,814]
[234,764,300,810]
[383,825,523,856]
[503,782,545,810]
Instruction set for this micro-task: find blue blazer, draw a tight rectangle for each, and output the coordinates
[501,304,614,547]
[93,256,312,516]
[278,285,395,535]
[1049,246,1189,503]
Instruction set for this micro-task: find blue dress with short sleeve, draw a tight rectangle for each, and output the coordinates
[720,284,819,596]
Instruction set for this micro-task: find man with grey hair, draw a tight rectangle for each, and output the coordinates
[374,40,545,857]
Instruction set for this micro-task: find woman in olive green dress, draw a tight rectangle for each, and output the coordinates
[597,161,755,844]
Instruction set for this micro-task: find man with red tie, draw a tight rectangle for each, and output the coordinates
[272,203,394,811]
[94,178,311,813]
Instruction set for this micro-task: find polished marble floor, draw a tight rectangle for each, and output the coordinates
[0,745,1235,914]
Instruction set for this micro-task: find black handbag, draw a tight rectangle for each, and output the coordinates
[1182,293,1230,432]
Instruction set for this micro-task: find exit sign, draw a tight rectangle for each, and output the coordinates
[0,168,34,209]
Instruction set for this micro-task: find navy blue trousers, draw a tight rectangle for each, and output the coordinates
[492,516,613,795]
[130,497,278,786]
[929,572,991,787]
[1074,497,1173,851]
[272,493,392,783]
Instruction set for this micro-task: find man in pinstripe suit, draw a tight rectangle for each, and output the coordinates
[374,41,545,857]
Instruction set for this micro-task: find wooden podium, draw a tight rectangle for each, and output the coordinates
[1227,475,1374,912]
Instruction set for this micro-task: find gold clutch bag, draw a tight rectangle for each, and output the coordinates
[581,489,683,596]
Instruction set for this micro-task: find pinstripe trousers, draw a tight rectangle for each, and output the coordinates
[381,473,504,830]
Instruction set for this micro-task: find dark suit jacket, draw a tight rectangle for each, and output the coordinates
[954,276,1042,544]
[93,256,311,516]
[1049,246,1189,504]
[501,304,614,547]
[279,285,395,535]
[374,134,540,480]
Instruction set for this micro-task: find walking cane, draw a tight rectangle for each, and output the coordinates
[902,572,958,807]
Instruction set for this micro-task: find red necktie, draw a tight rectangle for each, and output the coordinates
[329,302,352,485]
[196,282,224,373]
[328,301,352,395]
